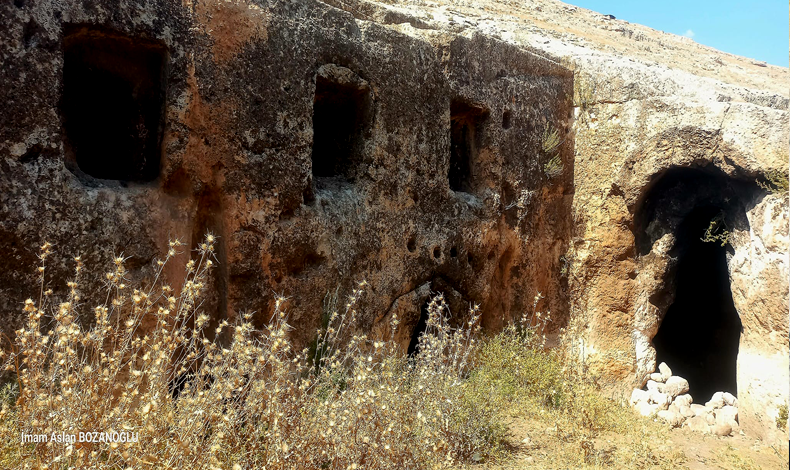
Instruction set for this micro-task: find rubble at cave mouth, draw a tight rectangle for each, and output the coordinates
[631,362,740,436]
[633,167,764,410]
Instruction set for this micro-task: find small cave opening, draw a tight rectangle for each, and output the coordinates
[311,66,372,185]
[449,98,488,193]
[61,25,167,183]
[502,109,512,129]
[407,299,430,356]
[652,206,742,400]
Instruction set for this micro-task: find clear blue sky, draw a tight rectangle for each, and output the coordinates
[568,0,789,67]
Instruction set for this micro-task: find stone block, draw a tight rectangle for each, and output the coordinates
[674,394,693,407]
[658,362,672,381]
[663,376,689,398]
[630,388,649,406]
[712,422,732,437]
[657,409,683,427]
[636,401,660,417]
[686,415,709,433]
[690,404,708,416]
[722,392,737,407]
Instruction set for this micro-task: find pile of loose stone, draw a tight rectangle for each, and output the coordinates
[630,362,739,436]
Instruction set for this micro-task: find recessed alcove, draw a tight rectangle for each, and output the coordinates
[61,25,167,183]
[502,109,512,129]
[311,65,373,188]
[449,98,488,193]
[401,278,471,357]
[407,299,430,356]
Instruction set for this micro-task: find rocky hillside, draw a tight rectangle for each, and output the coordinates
[335,0,788,96]
[0,0,787,447]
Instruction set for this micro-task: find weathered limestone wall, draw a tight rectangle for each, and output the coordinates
[0,0,572,352]
[730,194,789,443]
[325,0,790,445]
[563,53,788,447]
[1,0,787,446]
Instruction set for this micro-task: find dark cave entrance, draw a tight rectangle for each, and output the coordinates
[61,25,167,182]
[634,167,759,402]
[407,299,430,356]
[652,206,742,400]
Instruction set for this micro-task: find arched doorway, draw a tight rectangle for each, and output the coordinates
[634,167,758,401]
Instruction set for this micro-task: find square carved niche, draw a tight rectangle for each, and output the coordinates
[61,25,167,183]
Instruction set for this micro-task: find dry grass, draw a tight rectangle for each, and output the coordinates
[0,238,680,469]
[543,154,564,180]
[757,168,790,194]
[541,123,564,180]
[713,444,761,470]
[0,237,510,469]
[541,123,562,156]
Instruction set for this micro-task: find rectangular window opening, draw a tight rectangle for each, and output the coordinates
[311,65,372,189]
[449,99,488,193]
[61,25,167,183]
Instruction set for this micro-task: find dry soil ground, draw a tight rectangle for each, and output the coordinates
[468,413,789,469]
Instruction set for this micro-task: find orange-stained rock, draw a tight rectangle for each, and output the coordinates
[0,0,787,449]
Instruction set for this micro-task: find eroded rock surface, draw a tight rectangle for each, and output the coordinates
[0,0,572,353]
[1,0,787,446]
[729,194,789,444]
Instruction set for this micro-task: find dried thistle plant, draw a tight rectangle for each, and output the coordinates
[0,234,648,469]
[0,237,505,469]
